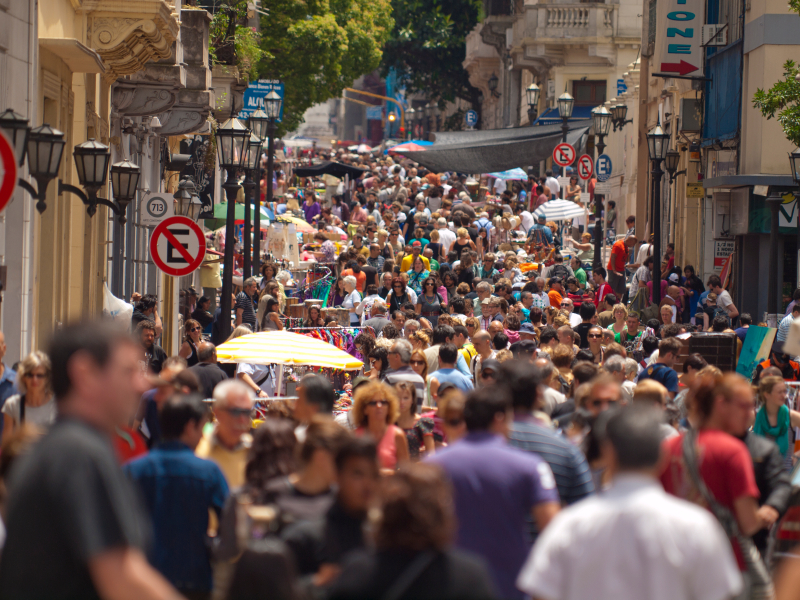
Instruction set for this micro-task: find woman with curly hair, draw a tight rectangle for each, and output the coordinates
[179,318,202,366]
[394,381,435,461]
[352,381,409,472]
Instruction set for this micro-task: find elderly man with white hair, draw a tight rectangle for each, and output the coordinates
[342,275,362,326]
[195,379,255,488]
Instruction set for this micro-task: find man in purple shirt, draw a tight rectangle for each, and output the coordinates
[427,386,561,599]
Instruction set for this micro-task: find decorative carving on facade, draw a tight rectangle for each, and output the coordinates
[86,1,179,83]
[111,84,177,117]
[156,109,205,135]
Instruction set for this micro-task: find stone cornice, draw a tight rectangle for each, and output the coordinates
[84,0,180,83]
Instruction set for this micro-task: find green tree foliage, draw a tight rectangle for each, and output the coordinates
[257,0,393,134]
[380,0,483,124]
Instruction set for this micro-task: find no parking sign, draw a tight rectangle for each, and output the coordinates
[149,216,206,277]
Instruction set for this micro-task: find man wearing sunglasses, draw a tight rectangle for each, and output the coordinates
[195,380,255,488]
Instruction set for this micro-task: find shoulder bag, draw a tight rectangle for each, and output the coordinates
[681,429,774,600]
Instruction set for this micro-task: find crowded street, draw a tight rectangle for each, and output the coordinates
[1,0,800,599]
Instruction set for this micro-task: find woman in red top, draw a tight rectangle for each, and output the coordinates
[352,380,409,474]
[660,373,761,571]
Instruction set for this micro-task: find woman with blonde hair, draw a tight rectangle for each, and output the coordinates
[408,330,430,352]
[394,381,435,461]
[607,303,628,336]
[352,381,409,472]
[179,318,202,366]
[754,375,800,470]
[449,227,476,255]
[3,351,56,434]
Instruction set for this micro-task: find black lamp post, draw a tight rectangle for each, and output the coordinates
[767,188,783,318]
[242,133,262,279]
[526,83,540,125]
[248,107,269,277]
[789,147,800,288]
[591,105,612,269]
[215,117,250,341]
[173,176,203,220]
[488,73,500,98]
[557,91,574,143]
[425,103,434,136]
[611,104,634,132]
[0,108,30,166]
[407,108,415,137]
[646,123,670,304]
[260,90,283,275]
[110,160,141,223]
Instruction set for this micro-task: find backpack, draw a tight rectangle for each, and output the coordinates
[550,264,569,280]
[710,305,730,328]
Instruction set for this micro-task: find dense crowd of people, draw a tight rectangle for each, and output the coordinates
[0,149,798,600]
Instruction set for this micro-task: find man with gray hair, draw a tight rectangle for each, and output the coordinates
[364,300,390,335]
[604,355,635,405]
[474,281,493,317]
[437,216,456,250]
[234,276,258,330]
[403,319,420,337]
[384,338,426,408]
[195,379,255,488]
[517,405,742,600]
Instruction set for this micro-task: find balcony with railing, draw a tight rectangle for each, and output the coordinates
[531,3,616,40]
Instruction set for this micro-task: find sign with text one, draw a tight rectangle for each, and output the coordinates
[239,80,285,121]
[653,0,704,77]
[149,216,206,277]
[140,193,174,227]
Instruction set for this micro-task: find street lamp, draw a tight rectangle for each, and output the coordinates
[646,123,670,304]
[18,123,66,214]
[216,116,250,341]
[0,108,30,166]
[557,91,574,143]
[407,108,415,138]
[110,160,141,223]
[488,73,500,98]
[258,90,283,277]
[591,105,612,155]
[789,147,800,289]
[611,104,633,131]
[241,132,263,279]
[526,83,540,125]
[248,108,269,277]
[173,176,202,220]
[664,150,686,182]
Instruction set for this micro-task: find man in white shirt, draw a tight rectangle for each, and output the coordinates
[545,170,560,199]
[516,405,742,600]
[436,217,456,251]
[708,274,739,320]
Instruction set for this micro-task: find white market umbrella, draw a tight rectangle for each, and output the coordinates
[533,199,585,221]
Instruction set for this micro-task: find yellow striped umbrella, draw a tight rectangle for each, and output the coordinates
[216,331,363,370]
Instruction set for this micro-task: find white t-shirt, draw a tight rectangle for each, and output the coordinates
[545,176,560,196]
[2,394,57,429]
[520,211,535,233]
[716,289,733,313]
[237,363,276,396]
[493,178,506,194]
[437,227,456,251]
[636,243,653,265]
[516,474,742,600]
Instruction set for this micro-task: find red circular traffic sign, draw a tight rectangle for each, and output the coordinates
[149,215,206,277]
[577,154,594,180]
[553,143,575,167]
[0,130,18,215]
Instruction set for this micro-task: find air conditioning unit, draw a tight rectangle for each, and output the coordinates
[702,24,728,46]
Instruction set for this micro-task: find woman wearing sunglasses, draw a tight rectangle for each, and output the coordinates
[587,325,605,365]
[385,277,410,315]
[416,277,443,327]
[352,381,409,472]
[3,350,56,435]
[368,347,389,381]
[178,319,202,367]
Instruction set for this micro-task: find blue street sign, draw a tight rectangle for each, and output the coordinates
[596,154,613,182]
[239,80,285,121]
[617,79,627,95]
[465,109,478,127]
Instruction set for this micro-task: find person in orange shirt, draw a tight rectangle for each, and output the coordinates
[606,235,637,297]
[548,277,565,308]
[342,261,367,293]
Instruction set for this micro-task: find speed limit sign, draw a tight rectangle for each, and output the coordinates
[140,193,174,226]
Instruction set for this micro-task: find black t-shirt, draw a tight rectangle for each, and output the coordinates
[361,265,378,288]
[0,418,148,600]
[457,268,475,290]
[145,343,168,373]
[328,548,495,600]
[466,226,479,243]
[187,362,229,399]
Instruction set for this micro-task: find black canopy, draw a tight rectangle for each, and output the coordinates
[400,121,591,174]
[293,161,367,179]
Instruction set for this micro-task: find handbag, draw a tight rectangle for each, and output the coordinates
[681,429,774,600]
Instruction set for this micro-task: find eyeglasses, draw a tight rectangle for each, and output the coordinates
[23,373,46,380]
[223,407,254,418]
[189,327,202,333]
[560,302,571,307]
[588,334,602,339]
[410,360,425,366]
[366,400,388,408]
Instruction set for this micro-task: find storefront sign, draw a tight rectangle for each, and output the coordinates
[654,0,704,77]
[239,80,284,120]
[686,182,704,198]
[713,240,735,269]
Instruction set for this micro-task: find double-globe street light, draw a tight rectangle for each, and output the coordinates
[647,123,670,305]
[0,109,140,223]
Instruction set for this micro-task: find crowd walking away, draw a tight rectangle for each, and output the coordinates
[2,150,800,600]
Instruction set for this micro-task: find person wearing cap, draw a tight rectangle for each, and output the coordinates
[528,215,554,246]
[754,341,800,382]
[400,241,430,272]
[547,278,565,309]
